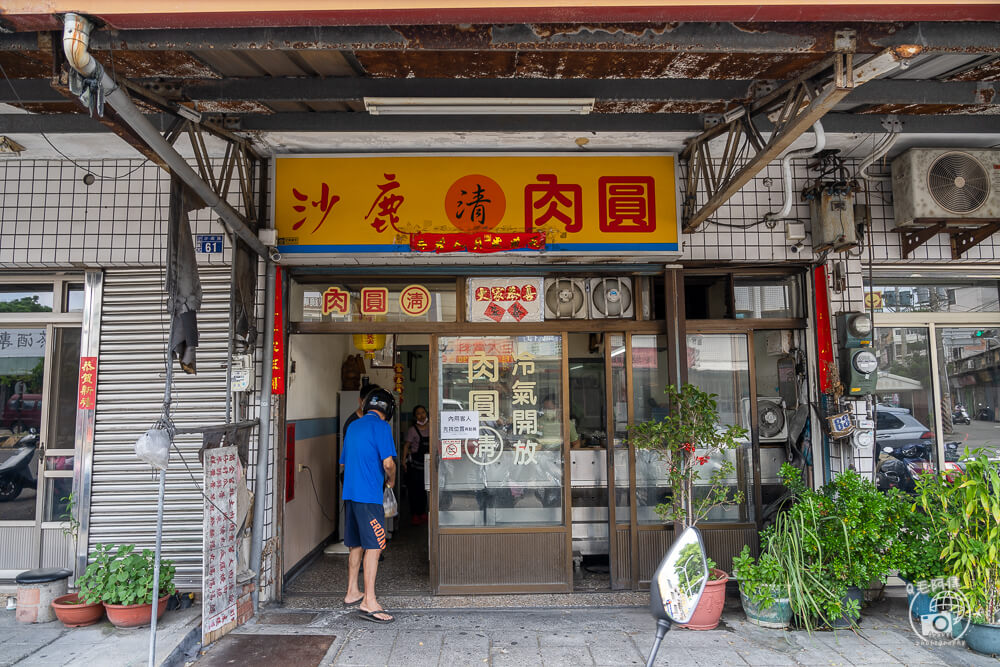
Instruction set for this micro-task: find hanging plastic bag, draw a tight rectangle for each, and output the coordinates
[135,426,171,471]
[383,486,398,519]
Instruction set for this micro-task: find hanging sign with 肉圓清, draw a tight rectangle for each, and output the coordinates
[272,154,679,257]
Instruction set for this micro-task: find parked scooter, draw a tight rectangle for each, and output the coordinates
[645,527,709,666]
[0,429,38,502]
[976,404,994,421]
[953,405,971,425]
[875,442,933,494]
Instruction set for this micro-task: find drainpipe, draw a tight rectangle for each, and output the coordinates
[764,120,826,223]
[62,13,267,259]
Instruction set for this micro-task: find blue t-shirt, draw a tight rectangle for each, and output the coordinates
[340,412,396,504]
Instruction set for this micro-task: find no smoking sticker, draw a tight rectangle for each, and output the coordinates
[441,440,462,460]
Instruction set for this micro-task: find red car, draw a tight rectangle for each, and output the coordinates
[0,394,42,432]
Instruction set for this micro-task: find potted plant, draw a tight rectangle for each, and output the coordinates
[916,449,1000,655]
[77,544,176,628]
[893,501,950,620]
[733,546,792,628]
[51,497,105,628]
[630,383,748,631]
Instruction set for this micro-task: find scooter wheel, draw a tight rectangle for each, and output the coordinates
[0,474,24,502]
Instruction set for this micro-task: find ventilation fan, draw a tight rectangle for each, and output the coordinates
[589,277,633,319]
[543,278,588,319]
[928,152,991,214]
[741,397,788,443]
[891,148,1000,227]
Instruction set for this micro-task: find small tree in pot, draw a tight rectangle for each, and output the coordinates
[630,383,748,630]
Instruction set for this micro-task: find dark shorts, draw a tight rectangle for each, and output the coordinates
[344,500,387,550]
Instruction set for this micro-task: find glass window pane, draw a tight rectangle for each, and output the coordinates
[936,327,1000,460]
[1,327,45,521]
[865,276,1000,314]
[684,275,730,319]
[632,334,670,524]
[610,334,629,522]
[734,275,803,319]
[874,327,937,472]
[686,333,753,523]
[0,285,53,313]
[438,336,563,527]
[65,283,85,313]
[43,475,73,523]
[48,328,81,450]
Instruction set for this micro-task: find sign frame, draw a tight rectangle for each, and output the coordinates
[270,152,682,263]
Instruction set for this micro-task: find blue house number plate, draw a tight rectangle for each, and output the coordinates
[196,234,223,254]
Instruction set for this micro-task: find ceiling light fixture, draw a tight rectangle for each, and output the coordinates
[363,97,595,116]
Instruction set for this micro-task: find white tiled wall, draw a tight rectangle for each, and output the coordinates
[0,159,240,268]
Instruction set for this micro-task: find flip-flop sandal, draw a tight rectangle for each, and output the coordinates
[358,609,394,624]
[342,598,363,607]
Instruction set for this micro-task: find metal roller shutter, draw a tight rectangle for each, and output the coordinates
[90,267,231,589]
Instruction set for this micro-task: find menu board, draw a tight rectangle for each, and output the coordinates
[202,446,239,640]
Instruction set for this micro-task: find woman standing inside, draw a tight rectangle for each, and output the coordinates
[403,404,430,526]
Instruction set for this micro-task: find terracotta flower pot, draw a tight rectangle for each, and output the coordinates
[680,568,729,631]
[51,593,104,628]
[103,594,169,629]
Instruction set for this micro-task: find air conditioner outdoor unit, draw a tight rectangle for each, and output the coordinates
[892,148,1000,228]
[589,277,633,319]
[543,278,589,319]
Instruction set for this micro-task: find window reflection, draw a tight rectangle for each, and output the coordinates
[937,327,1000,460]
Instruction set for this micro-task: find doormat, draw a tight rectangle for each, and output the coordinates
[197,634,335,666]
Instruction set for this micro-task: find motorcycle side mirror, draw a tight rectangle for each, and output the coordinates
[644,527,708,666]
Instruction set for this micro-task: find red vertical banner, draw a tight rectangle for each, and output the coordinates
[285,423,295,502]
[77,356,98,410]
[271,266,285,395]
[814,265,835,394]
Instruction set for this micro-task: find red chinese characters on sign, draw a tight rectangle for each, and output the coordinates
[360,287,389,315]
[598,176,656,232]
[272,266,285,396]
[322,287,350,316]
[400,285,431,317]
[365,173,405,234]
[410,232,545,254]
[524,174,582,233]
[291,183,340,233]
[77,356,97,410]
[473,285,538,302]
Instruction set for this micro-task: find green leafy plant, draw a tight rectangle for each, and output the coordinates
[59,492,80,542]
[629,384,748,529]
[915,448,1000,625]
[733,546,785,609]
[76,544,176,606]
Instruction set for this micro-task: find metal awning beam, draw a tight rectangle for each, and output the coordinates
[4,77,996,107]
[681,46,922,233]
[2,21,998,53]
[4,110,1000,135]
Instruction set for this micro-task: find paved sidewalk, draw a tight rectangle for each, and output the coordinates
[0,603,200,667]
[196,597,999,666]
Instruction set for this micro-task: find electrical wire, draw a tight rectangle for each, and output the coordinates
[0,60,150,179]
[171,442,239,529]
[300,464,337,523]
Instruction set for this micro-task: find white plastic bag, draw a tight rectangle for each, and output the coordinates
[383,486,398,519]
[135,426,171,471]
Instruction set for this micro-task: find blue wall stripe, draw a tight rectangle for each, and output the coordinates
[291,416,340,440]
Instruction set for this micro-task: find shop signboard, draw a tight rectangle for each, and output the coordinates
[273,154,679,259]
[467,278,544,323]
[202,446,239,642]
[272,266,285,395]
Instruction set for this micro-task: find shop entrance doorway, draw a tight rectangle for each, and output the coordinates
[282,333,432,603]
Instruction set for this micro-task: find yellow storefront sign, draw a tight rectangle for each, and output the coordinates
[273,154,679,256]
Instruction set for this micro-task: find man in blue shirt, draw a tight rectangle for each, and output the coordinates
[340,388,397,623]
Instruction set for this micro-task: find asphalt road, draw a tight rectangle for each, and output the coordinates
[944,419,1000,457]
